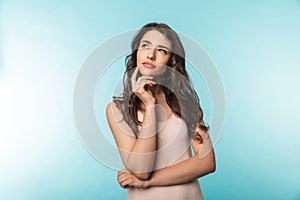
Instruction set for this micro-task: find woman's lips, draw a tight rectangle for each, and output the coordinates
[142,62,155,69]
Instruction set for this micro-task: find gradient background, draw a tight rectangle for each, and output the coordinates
[1,0,300,199]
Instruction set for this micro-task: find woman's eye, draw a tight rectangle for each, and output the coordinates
[158,49,168,54]
[141,43,149,48]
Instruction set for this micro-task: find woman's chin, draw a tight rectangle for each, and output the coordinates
[139,69,155,76]
[138,68,165,77]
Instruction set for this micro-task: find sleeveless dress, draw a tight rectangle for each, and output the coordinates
[127,110,203,200]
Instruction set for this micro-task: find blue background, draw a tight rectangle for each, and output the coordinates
[1,0,300,199]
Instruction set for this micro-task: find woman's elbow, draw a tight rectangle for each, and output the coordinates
[210,162,216,173]
[208,159,216,174]
[208,149,216,173]
[124,157,155,179]
[132,172,151,180]
[124,163,152,180]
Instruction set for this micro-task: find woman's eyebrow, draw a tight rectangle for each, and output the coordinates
[141,40,170,51]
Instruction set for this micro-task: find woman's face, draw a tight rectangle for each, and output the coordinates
[136,30,172,76]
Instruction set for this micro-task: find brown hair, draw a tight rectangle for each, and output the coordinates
[113,22,208,143]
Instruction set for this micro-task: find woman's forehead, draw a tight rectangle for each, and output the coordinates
[140,30,171,49]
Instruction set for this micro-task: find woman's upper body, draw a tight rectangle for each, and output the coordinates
[106,22,216,189]
[126,107,204,200]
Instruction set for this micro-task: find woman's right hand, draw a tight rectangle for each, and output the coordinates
[117,169,149,189]
[131,67,156,106]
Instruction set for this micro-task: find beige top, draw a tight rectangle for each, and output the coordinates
[127,111,203,200]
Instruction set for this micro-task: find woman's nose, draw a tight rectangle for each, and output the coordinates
[147,49,155,60]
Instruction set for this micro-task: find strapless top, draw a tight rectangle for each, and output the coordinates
[127,111,203,200]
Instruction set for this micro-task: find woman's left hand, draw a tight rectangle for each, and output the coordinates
[117,169,148,189]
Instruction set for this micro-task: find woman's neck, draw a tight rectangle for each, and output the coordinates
[149,85,164,100]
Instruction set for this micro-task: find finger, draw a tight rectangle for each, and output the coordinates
[118,170,124,176]
[138,76,154,81]
[117,170,126,179]
[136,80,156,89]
[118,170,128,177]
[146,80,156,86]
[131,67,139,87]
[121,178,132,187]
[134,81,156,94]
[122,184,130,189]
[118,173,129,183]
[117,170,132,181]
[118,169,127,174]
[118,178,128,189]
[135,76,153,87]
[136,79,156,87]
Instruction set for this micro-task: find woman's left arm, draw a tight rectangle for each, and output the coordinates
[118,129,216,188]
[145,131,215,187]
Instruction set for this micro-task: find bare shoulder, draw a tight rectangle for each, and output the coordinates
[106,101,136,138]
[106,101,117,114]
[106,101,123,122]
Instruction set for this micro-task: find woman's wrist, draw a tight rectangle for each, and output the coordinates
[145,101,155,109]
[143,179,152,188]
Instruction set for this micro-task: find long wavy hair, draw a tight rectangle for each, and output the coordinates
[113,22,208,143]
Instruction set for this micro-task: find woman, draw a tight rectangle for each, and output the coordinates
[106,22,215,200]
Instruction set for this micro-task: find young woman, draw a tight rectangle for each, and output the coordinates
[106,22,215,200]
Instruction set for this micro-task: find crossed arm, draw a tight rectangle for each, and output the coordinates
[145,137,215,187]
[106,101,216,188]
[106,102,158,179]
[118,131,216,188]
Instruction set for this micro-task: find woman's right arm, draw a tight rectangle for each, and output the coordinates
[106,102,157,180]
[106,67,157,180]
[117,124,215,188]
